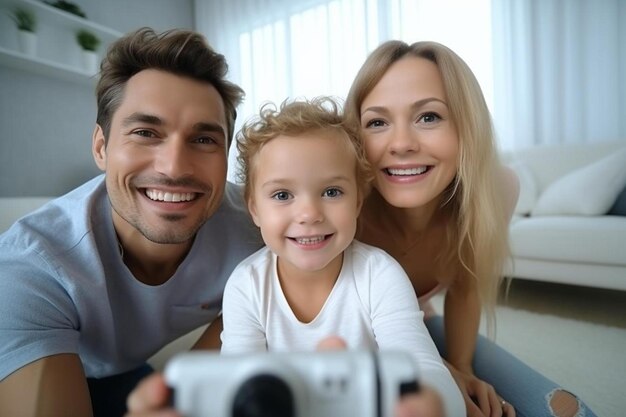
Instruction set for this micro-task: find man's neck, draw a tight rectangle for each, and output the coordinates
[119,238,192,285]
[112,213,194,286]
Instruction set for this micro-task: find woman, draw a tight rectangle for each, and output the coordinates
[344,40,596,417]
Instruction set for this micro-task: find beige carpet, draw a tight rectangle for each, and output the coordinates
[433,280,626,417]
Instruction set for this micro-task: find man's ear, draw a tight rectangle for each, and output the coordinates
[247,198,261,228]
[92,124,107,171]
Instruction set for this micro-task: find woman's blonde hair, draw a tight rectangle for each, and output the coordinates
[345,40,510,330]
[237,96,373,205]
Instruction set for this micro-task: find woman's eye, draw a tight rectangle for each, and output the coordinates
[323,188,343,198]
[271,191,290,201]
[419,112,441,124]
[364,119,386,128]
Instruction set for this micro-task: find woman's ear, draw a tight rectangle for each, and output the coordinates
[92,125,107,171]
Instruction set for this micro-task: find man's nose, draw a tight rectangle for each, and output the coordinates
[154,139,194,179]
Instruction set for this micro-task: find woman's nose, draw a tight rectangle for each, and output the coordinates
[389,124,419,155]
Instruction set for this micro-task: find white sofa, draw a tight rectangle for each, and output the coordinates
[502,141,626,291]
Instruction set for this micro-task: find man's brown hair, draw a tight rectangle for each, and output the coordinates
[96,27,244,145]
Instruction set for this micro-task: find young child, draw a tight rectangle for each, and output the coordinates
[220,97,465,416]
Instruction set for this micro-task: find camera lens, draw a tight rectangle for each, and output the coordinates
[232,374,295,417]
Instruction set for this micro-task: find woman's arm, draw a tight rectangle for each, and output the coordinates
[444,273,480,374]
[444,264,516,417]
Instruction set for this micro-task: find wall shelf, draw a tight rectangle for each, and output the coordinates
[1,0,122,42]
[0,46,95,84]
[0,0,122,84]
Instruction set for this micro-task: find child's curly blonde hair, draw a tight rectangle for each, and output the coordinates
[236,96,373,204]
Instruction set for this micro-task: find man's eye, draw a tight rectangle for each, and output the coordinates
[195,136,217,145]
[271,191,290,201]
[323,188,343,198]
[134,130,156,138]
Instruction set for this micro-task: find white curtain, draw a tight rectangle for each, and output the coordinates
[492,0,626,150]
[194,0,493,180]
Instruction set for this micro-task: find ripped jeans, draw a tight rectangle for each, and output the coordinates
[425,316,597,417]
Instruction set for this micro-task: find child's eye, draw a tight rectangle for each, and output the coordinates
[323,188,343,198]
[271,191,291,201]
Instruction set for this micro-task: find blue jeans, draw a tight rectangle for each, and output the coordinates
[425,316,596,417]
[87,363,154,417]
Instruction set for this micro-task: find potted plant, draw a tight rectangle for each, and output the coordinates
[9,8,37,56]
[45,0,87,18]
[76,30,100,74]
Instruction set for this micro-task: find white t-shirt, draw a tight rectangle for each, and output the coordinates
[221,240,465,416]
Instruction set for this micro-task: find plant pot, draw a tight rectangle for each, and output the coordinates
[80,50,98,74]
[18,30,37,56]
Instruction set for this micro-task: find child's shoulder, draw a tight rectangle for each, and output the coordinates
[228,246,274,283]
[350,239,396,261]
[347,240,412,295]
[348,240,404,272]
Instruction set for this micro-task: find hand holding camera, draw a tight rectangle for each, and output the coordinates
[165,350,420,417]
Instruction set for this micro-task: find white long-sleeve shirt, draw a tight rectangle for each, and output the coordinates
[221,240,465,416]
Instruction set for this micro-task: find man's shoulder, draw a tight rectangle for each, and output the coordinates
[221,181,248,211]
[203,182,259,237]
[0,175,107,256]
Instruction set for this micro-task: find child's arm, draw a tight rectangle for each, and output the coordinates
[370,255,465,417]
[220,265,267,354]
[192,316,223,350]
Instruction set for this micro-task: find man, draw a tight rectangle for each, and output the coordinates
[0,27,261,417]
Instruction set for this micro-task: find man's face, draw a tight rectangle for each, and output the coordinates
[93,69,228,245]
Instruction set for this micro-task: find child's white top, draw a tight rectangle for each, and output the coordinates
[221,240,465,416]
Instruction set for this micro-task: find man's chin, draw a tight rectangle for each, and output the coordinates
[141,231,196,245]
[139,220,202,245]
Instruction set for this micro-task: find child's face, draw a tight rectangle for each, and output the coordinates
[248,132,362,276]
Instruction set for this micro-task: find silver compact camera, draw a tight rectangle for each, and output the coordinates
[165,350,420,417]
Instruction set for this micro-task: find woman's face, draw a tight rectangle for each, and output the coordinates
[359,56,459,209]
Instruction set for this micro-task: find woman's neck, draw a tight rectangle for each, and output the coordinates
[364,189,444,238]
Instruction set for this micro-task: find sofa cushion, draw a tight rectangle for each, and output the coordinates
[508,161,537,216]
[607,183,626,216]
[510,216,626,265]
[531,147,626,216]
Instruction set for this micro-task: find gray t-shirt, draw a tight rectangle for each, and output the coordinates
[0,175,261,379]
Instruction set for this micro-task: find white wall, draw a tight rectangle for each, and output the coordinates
[0,0,194,197]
